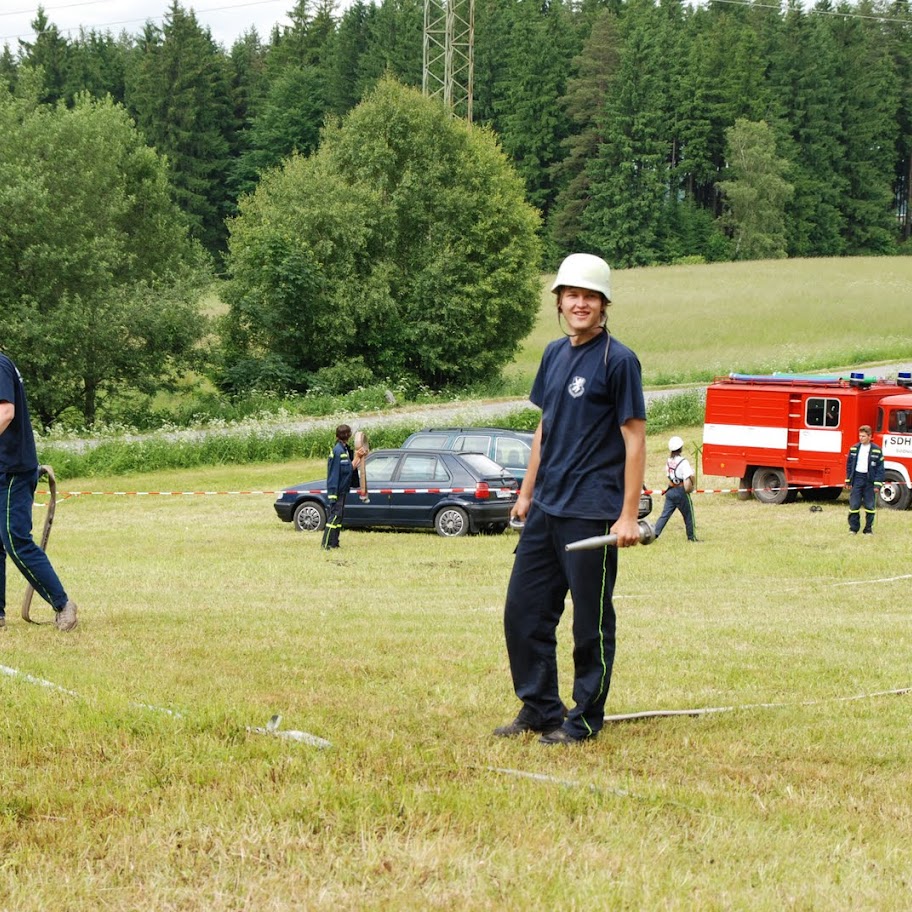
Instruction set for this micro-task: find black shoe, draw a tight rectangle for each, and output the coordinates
[538,727,593,745]
[863,528,873,535]
[493,717,548,738]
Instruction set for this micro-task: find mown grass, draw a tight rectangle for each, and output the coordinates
[2,435,910,909]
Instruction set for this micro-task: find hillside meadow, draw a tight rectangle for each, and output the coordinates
[509,257,912,388]
[2,429,910,910]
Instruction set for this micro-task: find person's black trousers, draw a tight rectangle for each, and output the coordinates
[504,508,618,738]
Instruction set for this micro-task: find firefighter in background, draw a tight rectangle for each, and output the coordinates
[845,425,884,535]
[321,424,365,550]
[654,435,698,542]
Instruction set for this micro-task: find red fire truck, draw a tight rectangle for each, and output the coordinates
[702,371,912,508]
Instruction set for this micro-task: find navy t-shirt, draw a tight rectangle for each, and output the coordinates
[530,330,645,520]
[0,354,39,474]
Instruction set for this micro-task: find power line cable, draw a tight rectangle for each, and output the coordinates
[0,0,291,42]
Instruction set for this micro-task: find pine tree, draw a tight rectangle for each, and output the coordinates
[581,0,678,266]
[497,0,578,220]
[767,7,847,256]
[830,1,900,253]
[548,8,623,258]
[17,8,71,104]
[125,2,236,254]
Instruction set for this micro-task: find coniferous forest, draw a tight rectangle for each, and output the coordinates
[5,0,911,267]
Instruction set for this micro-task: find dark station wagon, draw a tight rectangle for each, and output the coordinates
[401,427,534,485]
[274,448,519,537]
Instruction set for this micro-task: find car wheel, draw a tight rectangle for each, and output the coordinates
[751,467,790,505]
[435,506,469,537]
[878,470,911,510]
[293,500,326,532]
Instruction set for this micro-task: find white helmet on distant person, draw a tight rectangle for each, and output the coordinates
[668,436,684,452]
[551,253,612,302]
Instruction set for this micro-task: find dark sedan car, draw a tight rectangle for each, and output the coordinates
[274,448,519,537]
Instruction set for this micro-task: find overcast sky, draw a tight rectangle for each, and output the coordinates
[1,0,296,51]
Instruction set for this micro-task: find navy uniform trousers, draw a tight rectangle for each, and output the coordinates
[848,471,877,533]
[504,507,618,739]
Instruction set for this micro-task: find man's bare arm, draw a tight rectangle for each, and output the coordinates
[0,401,14,436]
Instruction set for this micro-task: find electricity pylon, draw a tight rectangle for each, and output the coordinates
[422,0,474,124]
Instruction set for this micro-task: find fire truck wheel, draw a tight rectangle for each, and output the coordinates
[878,471,911,510]
[752,467,790,505]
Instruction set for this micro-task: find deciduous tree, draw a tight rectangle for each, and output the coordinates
[0,84,209,427]
[222,78,541,393]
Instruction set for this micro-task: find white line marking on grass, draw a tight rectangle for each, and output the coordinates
[607,686,912,722]
[1,665,329,748]
[831,574,912,587]
[488,766,602,791]
[0,664,79,696]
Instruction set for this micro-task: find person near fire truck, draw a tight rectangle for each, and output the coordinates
[845,425,883,535]
[654,435,698,542]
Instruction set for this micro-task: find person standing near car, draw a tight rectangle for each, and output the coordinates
[845,425,883,535]
[653,435,698,542]
[495,253,646,745]
[321,424,365,550]
[0,352,78,631]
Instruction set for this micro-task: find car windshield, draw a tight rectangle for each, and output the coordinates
[460,453,510,477]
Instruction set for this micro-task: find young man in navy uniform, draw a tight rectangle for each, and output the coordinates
[495,254,646,744]
[845,425,884,534]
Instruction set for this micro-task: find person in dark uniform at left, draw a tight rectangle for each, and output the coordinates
[321,424,365,550]
[0,351,79,631]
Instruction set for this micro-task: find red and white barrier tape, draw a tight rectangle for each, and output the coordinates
[38,486,516,499]
[32,481,909,500]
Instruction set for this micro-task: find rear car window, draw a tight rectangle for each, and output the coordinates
[460,453,510,477]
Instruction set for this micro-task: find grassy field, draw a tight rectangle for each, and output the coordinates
[508,257,912,387]
[2,434,911,910]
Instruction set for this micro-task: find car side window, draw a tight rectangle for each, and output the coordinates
[365,454,400,482]
[455,435,491,454]
[398,454,449,482]
[889,409,912,433]
[404,434,448,448]
[495,438,530,468]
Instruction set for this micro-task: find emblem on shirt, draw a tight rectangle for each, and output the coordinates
[568,376,586,398]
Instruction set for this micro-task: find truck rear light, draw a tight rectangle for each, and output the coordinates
[474,481,490,499]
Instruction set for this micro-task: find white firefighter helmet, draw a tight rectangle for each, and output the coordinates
[551,253,612,302]
[668,435,684,452]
